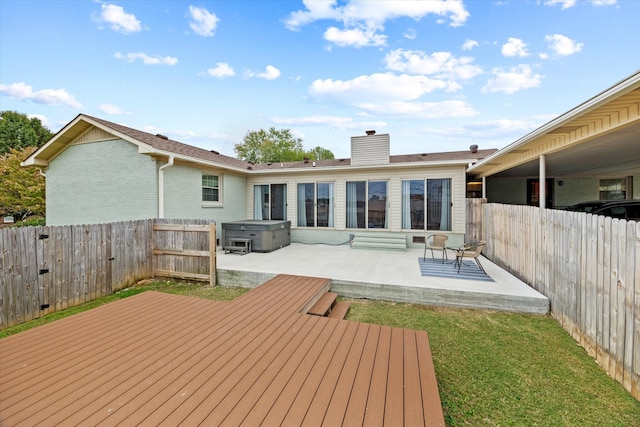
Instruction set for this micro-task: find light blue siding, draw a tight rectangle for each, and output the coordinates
[46,139,158,225]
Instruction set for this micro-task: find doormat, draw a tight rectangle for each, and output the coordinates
[418,257,495,282]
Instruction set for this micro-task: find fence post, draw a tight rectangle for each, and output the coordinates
[210,222,217,286]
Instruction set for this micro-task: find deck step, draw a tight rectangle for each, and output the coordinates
[327,301,350,319]
[307,292,337,316]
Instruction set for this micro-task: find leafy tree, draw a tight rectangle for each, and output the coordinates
[305,146,335,161]
[0,147,45,219]
[234,127,334,163]
[0,110,53,155]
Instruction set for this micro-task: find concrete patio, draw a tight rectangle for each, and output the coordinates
[216,243,549,315]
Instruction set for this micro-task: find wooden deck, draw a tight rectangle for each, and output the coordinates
[0,274,445,426]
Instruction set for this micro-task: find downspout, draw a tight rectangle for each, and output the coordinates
[38,168,47,178]
[158,156,174,218]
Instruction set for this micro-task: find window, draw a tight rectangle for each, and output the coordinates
[599,178,627,200]
[254,184,287,220]
[346,180,388,229]
[202,174,219,202]
[297,182,334,227]
[401,178,451,231]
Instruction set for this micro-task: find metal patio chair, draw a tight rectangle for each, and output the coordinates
[423,234,449,263]
[453,240,486,274]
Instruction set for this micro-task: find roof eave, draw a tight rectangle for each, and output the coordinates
[467,70,640,177]
[248,158,476,174]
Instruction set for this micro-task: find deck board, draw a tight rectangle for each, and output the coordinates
[0,274,444,426]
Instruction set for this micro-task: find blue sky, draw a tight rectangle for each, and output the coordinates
[1,0,638,158]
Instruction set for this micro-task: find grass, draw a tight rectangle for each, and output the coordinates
[2,281,639,426]
[344,298,640,427]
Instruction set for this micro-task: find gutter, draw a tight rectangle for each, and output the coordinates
[158,156,174,218]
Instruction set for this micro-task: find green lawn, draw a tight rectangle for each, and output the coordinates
[2,281,639,426]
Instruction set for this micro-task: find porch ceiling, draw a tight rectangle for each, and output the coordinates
[468,72,640,179]
[490,120,640,178]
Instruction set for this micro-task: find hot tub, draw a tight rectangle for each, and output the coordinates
[221,220,291,253]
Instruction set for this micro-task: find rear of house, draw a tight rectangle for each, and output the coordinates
[23,115,496,247]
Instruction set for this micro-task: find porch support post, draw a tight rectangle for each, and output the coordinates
[482,176,487,199]
[539,154,546,209]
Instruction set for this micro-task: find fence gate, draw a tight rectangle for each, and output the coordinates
[152,221,216,286]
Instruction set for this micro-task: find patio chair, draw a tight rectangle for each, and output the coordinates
[453,240,486,274]
[423,234,449,263]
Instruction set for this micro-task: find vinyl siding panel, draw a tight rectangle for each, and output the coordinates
[46,139,157,226]
[245,164,467,246]
[351,134,390,166]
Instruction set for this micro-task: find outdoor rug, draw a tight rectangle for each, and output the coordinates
[418,257,495,282]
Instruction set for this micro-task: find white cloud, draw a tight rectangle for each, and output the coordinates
[481,65,543,94]
[358,100,478,118]
[384,49,483,81]
[188,6,219,37]
[284,0,340,30]
[27,114,50,128]
[246,65,281,80]
[308,73,478,118]
[462,39,479,51]
[309,73,450,104]
[544,0,577,9]
[99,103,131,115]
[206,63,235,78]
[0,82,83,108]
[403,28,417,40]
[544,34,583,56]
[285,0,469,30]
[544,0,616,7]
[284,0,469,49]
[270,115,385,131]
[114,52,178,65]
[324,26,386,48]
[94,4,142,34]
[501,37,529,57]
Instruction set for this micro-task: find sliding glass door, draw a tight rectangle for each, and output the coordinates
[254,184,287,220]
[297,182,334,227]
[402,178,451,231]
[346,180,388,229]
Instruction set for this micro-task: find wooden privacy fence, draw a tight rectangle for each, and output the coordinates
[152,218,216,285]
[0,219,216,329]
[467,200,639,400]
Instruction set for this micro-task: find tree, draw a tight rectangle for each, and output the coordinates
[234,127,334,163]
[305,146,335,161]
[0,110,54,155]
[0,147,46,219]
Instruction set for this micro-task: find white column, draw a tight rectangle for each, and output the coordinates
[482,176,487,199]
[539,155,546,209]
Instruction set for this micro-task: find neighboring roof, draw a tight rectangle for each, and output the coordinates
[467,70,640,178]
[21,113,496,173]
[250,149,498,171]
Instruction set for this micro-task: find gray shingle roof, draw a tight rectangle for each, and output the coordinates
[85,115,251,170]
[84,114,497,171]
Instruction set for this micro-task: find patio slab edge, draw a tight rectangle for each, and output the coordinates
[217,269,550,315]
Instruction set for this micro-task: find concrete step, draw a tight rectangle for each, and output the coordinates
[351,241,407,251]
[307,292,337,316]
[351,234,407,251]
